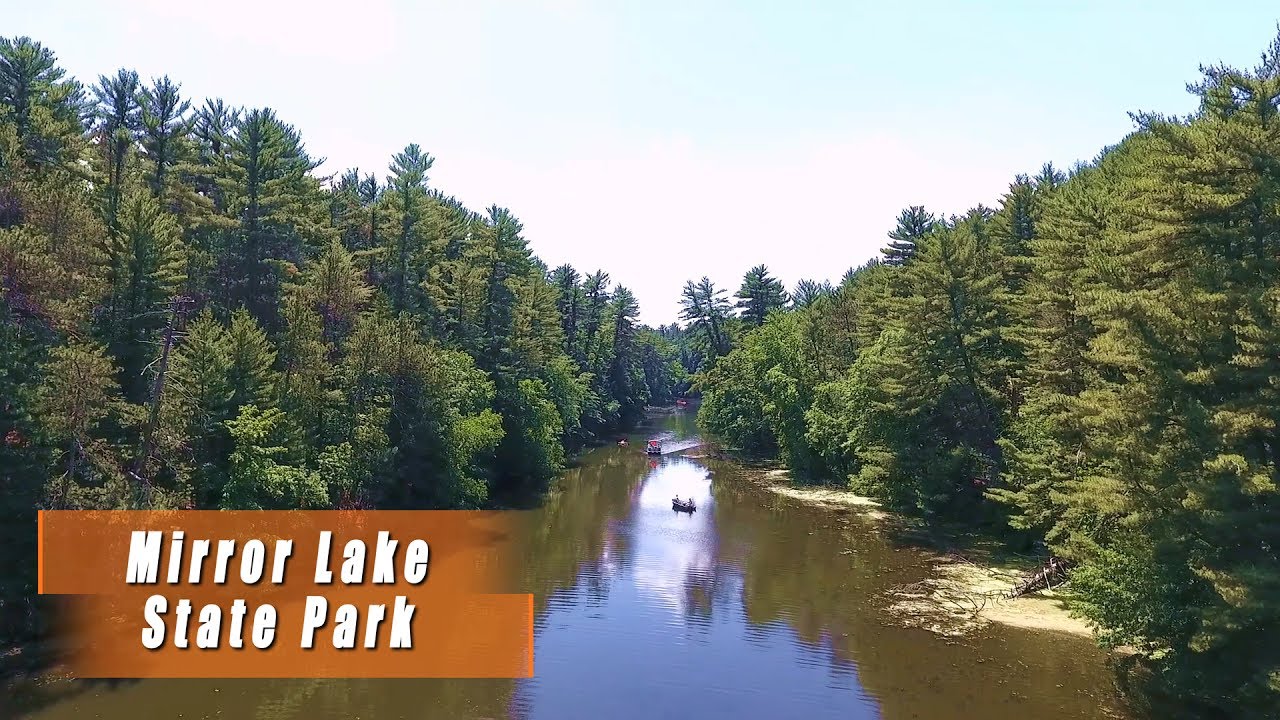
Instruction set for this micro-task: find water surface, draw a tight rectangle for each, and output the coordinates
[14,410,1131,720]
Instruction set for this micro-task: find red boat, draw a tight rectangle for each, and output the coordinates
[646,439,662,455]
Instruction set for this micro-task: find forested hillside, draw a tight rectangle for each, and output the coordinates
[0,37,683,655]
[692,39,1280,717]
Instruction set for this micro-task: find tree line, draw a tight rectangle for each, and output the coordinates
[0,36,683,659]
[689,37,1280,718]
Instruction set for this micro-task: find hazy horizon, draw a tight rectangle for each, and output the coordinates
[11,1,1280,325]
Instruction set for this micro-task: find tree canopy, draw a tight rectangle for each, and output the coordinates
[0,34,683,658]
[688,34,1280,718]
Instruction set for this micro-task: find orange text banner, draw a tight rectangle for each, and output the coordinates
[38,510,534,679]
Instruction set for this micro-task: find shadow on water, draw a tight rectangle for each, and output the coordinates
[13,406,1134,720]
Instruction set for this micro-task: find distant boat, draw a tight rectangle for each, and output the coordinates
[646,439,662,455]
[672,497,696,513]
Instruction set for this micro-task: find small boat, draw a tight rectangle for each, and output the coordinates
[646,439,662,455]
[672,497,696,513]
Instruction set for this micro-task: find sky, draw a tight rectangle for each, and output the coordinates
[10,1,1280,325]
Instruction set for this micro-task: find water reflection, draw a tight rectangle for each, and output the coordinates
[631,458,715,616]
[16,409,1131,720]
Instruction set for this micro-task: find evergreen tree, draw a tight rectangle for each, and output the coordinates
[607,285,646,423]
[300,238,372,343]
[105,189,187,398]
[0,37,87,169]
[163,309,233,505]
[385,143,432,312]
[90,68,140,229]
[790,278,831,308]
[137,75,190,203]
[679,276,732,362]
[221,108,326,325]
[550,263,582,357]
[224,307,278,414]
[880,205,936,266]
[735,264,789,326]
[32,340,126,508]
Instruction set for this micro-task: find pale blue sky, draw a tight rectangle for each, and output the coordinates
[11,1,1280,324]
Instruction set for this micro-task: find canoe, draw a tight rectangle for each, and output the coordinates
[672,498,696,513]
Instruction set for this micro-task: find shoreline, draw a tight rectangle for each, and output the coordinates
[743,467,1095,639]
[753,469,890,520]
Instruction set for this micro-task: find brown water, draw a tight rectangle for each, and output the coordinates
[12,410,1132,720]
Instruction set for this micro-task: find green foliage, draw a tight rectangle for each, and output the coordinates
[0,34,683,657]
[21,26,1280,717]
[679,276,733,365]
[32,339,132,508]
[104,189,187,397]
[689,34,1280,717]
[880,205,937,266]
[790,278,831,308]
[0,36,87,169]
[222,404,327,510]
[735,264,789,326]
[699,312,819,473]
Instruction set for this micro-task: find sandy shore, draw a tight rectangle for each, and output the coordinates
[743,467,1093,639]
[752,469,889,520]
[885,555,1094,638]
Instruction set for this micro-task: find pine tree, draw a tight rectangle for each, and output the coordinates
[876,221,1018,510]
[224,308,278,414]
[137,75,190,203]
[90,68,140,229]
[221,108,326,325]
[276,289,331,458]
[477,205,531,373]
[163,309,232,505]
[300,239,372,343]
[578,270,612,371]
[607,285,646,422]
[735,264,789,326]
[1057,47,1280,711]
[550,263,582,357]
[0,37,88,169]
[106,189,187,398]
[679,276,732,362]
[385,143,432,312]
[32,340,125,507]
[880,205,936,266]
[790,278,831,308]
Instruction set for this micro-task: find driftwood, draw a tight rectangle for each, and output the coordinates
[1006,556,1073,599]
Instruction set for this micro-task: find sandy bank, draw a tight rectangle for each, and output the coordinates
[741,468,1093,639]
[750,469,889,520]
[886,555,1094,638]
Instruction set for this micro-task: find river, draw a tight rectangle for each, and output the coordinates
[14,408,1132,720]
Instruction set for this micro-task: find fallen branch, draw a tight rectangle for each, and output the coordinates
[1006,556,1073,599]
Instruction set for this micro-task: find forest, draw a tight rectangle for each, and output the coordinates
[0,35,685,666]
[2,29,1278,720]
[687,38,1280,718]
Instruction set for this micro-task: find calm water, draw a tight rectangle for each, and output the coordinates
[13,410,1131,720]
